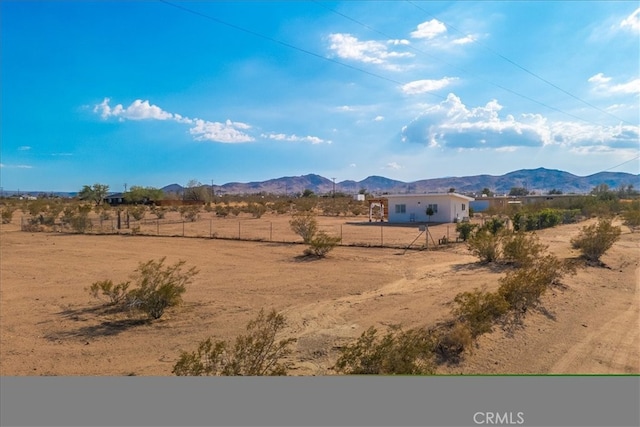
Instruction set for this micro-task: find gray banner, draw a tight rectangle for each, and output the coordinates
[1,376,639,427]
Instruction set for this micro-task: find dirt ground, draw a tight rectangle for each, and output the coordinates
[1,213,638,376]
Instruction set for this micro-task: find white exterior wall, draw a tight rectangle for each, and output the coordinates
[386,194,473,223]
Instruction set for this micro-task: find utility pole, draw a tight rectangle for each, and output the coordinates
[124,183,127,194]
[331,177,336,198]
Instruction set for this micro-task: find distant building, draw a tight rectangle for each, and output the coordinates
[104,193,125,206]
[371,193,475,223]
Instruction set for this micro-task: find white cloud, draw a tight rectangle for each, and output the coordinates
[190,119,254,143]
[374,116,385,122]
[402,77,458,95]
[401,93,639,152]
[94,98,254,143]
[386,162,402,170]
[350,163,357,168]
[336,105,355,112]
[94,98,172,120]
[0,163,33,169]
[589,73,640,96]
[261,133,331,144]
[388,39,410,46]
[18,146,31,151]
[410,19,447,39]
[452,35,476,45]
[620,7,640,32]
[327,33,413,69]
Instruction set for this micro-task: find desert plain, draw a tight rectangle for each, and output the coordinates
[1,211,638,376]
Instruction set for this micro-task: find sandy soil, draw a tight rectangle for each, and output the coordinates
[1,213,638,376]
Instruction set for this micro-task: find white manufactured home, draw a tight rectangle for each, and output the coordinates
[383,193,475,223]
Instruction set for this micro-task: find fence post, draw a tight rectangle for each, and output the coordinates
[340,224,343,243]
[182,221,185,237]
[157,219,160,236]
[426,224,429,250]
[380,224,383,246]
[210,219,212,238]
[270,222,273,242]
[238,221,241,239]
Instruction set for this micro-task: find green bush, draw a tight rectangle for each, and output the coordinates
[622,206,640,232]
[498,254,572,315]
[452,290,509,337]
[334,326,435,375]
[126,258,198,320]
[467,229,501,263]
[289,211,318,243]
[305,231,341,257]
[501,232,547,267]
[88,280,130,305]
[456,222,477,241]
[481,217,505,235]
[570,218,622,263]
[128,205,146,221]
[172,309,296,376]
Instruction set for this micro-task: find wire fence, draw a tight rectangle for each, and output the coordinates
[19,214,464,250]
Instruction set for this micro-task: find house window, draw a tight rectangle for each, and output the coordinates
[427,204,438,213]
[395,204,406,214]
[462,204,466,211]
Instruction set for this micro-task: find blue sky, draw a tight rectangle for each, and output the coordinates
[1,1,639,192]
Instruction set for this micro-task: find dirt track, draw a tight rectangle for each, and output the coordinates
[1,214,638,375]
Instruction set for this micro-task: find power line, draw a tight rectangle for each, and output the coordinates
[312,0,607,126]
[405,0,635,126]
[157,0,445,100]
[601,155,640,173]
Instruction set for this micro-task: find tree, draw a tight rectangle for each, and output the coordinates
[426,207,434,222]
[548,189,563,195]
[124,186,164,204]
[508,187,529,196]
[183,180,209,202]
[481,188,494,197]
[301,188,315,198]
[78,183,109,205]
[448,187,456,193]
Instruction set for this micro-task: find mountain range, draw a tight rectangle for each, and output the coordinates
[162,168,640,196]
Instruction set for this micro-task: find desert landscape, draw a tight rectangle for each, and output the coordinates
[0,209,638,376]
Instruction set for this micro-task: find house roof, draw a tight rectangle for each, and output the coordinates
[382,193,475,202]
[105,192,124,199]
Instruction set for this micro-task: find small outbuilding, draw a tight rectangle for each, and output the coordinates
[383,193,474,223]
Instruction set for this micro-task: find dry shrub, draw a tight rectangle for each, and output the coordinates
[433,322,473,363]
[571,218,622,263]
[304,231,341,257]
[88,280,130,305]
[126,258,198,320]
[334,326,436,375]
[88,257,198,320]
[467,229,501,263]
[452,290,509,337]
[1,206,16,224]
[501,231,547,267]
[172,309,296,376]
[289,211,318,243]
[498,254,573,317]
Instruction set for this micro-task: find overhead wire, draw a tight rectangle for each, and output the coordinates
[157,0,446,100]
[405,0,636,126]
[314,0,634,128]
